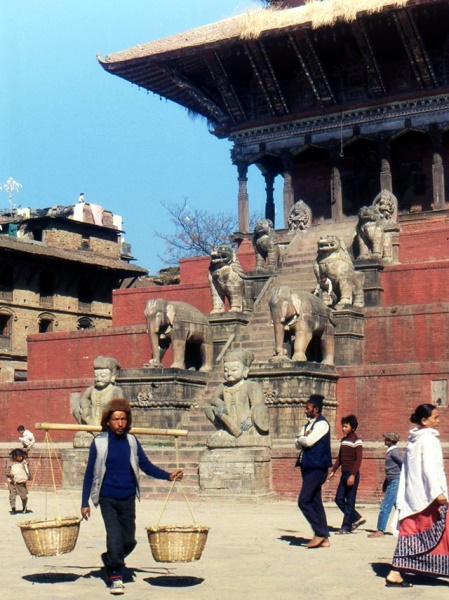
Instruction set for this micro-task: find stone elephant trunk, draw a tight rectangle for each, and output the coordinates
[268,285,335,365]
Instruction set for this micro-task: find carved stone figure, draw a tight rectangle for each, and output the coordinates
[208,244,245,313]
[314,236,365,308]
[287,199,312,233]
[373,189,398,223]
[205,349,269,447]
[144,298,213,372]
[268,285,335,365]
[72,355,124,447]
[253,218,281,271]
[355,205,388,260]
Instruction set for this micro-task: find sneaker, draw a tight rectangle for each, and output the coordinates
[110,578,125,595]
[10,508,17,514]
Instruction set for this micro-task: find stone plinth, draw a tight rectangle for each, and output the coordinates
[355,259,384,307]
[250,362,337,440]
[243,271,276,312]
[208,313,250,362]
[117,368,208,429]
[199,446,272,498]
[333,309,364,365]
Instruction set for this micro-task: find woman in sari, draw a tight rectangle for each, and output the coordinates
[386,403,448,587]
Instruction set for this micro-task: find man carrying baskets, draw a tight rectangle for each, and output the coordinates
[81,399,183,595]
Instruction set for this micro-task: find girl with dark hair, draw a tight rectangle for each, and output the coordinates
[385,403,448,587]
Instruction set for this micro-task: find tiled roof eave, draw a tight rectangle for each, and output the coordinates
[0,236,147,275]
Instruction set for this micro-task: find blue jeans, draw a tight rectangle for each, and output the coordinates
[335,471,362,531]
[377,477,400,532]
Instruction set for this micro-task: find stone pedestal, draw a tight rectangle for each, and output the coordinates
[333,309,365,365]
[208,313,250,362]
[199,447,272,498]
[251,362,337,440]
[117,367,208,429]
[243,271,276,312]
[355,259,384,307]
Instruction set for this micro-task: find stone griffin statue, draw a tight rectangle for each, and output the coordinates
[72,355,124,447]
[373,189,398,223]
[205,349,270,448]
[253,218,281,272]
[208,244,245,313]
[355,205,391,261]
[314,236,365,309]
[287,199,312,233]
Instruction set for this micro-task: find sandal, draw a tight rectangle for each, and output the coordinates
[385,579,413,588]
[335,529,351,534]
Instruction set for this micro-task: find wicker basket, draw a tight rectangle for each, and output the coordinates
[146,525,209,563]
[19,516,82,557]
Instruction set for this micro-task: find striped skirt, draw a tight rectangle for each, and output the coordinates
[392,501,449,576]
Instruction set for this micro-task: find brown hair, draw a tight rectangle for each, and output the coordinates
[100,399,132,432]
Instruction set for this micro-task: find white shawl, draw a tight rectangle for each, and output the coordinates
[396,427,448,520]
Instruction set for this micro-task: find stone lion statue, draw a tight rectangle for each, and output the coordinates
[314,235,365,309]
[355,205,388,260]
[288,199,312,233]
[208,244,245,314]
[253,218,281,272]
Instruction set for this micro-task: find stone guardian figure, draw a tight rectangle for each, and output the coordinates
[72,355,124,447]
[205,349,270,448]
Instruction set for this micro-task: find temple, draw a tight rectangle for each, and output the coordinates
[2,0,449,500]
[99,0,449,230]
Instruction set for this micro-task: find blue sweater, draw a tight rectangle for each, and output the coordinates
[82,431,170,507]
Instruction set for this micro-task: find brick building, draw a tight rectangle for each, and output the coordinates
[0,201,146,382]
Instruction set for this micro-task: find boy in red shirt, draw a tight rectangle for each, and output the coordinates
[328,414,365,534]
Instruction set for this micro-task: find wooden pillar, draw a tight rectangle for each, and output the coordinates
[236,161,250,233]
[379,137,393,193]
[329,144,343,220]
[281,150,294,228]
[431,126,445,210]
[264,172,276,227]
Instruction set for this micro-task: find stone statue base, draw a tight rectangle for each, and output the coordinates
[199,447,273,498]
[206,429,271,449]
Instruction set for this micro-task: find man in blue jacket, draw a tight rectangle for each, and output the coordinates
[81,399,183,595]
[295,394,332,548]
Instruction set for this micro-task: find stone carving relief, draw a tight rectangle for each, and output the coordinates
[253,218,281,272]
[72,355,124,447]
[314,236,365,309]
[208,244,245,313]
[268,285,335,365]
[205,349,270,448]
[144,298,213,372]
[287,199,312,233]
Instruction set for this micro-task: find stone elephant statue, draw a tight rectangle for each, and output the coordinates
[268,285,335,365]
[144,298,213,372]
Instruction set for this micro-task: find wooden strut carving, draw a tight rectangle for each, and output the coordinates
[35,422,188,437]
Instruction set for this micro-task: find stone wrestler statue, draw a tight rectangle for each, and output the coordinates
[72,355,124,447]
[205,349,269,447]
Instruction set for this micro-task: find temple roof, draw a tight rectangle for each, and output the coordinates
[99,0,449,138]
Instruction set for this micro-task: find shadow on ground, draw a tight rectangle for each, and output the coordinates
[145,575,204,587]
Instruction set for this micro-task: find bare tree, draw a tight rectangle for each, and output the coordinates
[155,199,238,265]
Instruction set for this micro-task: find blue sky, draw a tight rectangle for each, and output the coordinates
[0,0,273,274]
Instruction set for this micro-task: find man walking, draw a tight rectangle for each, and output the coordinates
[295,394,332,548]
[81,399,183,595]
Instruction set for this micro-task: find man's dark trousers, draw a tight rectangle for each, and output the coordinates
[99,495,137,573]
[298,467,329,538]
